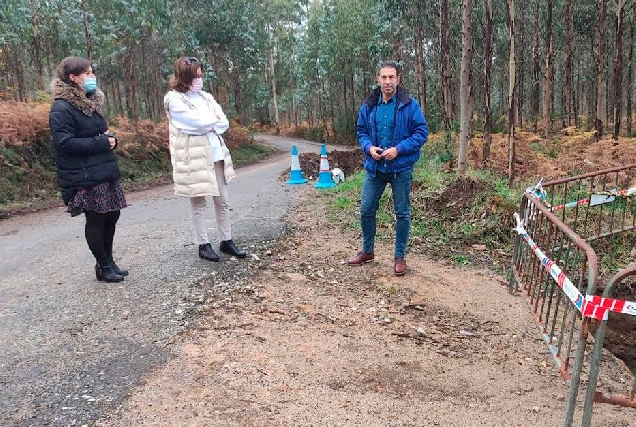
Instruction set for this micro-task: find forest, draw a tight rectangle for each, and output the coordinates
[1,0,635,162]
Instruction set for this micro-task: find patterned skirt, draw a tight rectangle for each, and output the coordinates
[67,180,128,217]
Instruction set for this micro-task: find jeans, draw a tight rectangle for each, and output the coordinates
[360,168,412,258]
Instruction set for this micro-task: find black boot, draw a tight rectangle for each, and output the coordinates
[110,259,129,276]
[95,262,125,282]
[199,243,220,261]
[219,240,247,258]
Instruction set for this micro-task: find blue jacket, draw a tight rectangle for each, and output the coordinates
[356,86,428,176]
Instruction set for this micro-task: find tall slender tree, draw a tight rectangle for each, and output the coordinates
[482,0,493,164]
[507,0,516,185]
[458,0,473,173]
[440,0,454,133]
[565,0,575,127]
[612,0,627,140]
[516,0,526,129]
[627,5,635,137]
[531,0,541,132]
[28,0,45,91]
[80,0,92,60]
[543,0,554,137]
[595,0,608,140]
[267,23,281,134]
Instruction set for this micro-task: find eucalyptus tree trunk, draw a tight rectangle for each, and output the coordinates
[543,0,554,138]
[112,65,124,114]
[122,52,139,121]
[81,0,92,61]
[29,1,44,91]
[482,0,493,165]
[627,7,635,137]
[268,46,280,134]
[10,42,27,101]
[507,0,516,186]
[342,75,348,126]
[612,0,626,140]
[531,0,540,132]
[595,0,608,140]
[231,70,247,125]
[152,40,164,121]
[350,73,356,126]
[267,25,280,134]
[440,0,453,133]
[516,0,526,129]
[458,0,472,174]
[565,0,575,127]
[414,25,428,116]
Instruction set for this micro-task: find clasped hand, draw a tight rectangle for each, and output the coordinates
[105,130,117,149]
[371,146,398,161]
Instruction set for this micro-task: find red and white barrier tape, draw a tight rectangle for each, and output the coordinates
[514,213,636,321]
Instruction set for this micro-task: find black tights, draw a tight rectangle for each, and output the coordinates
[85,210,120,265]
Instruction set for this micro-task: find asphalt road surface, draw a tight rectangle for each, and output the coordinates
[0,135,334,426]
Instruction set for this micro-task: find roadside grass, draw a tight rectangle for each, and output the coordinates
[323,144,526,273]
[0,139,58,207]
[323,143,635,281]
[230,143,273,165]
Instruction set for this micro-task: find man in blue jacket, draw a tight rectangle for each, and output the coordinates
[348,61,429,276]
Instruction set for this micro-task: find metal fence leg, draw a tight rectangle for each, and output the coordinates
[563,319,590,427]
[581,320,607,427]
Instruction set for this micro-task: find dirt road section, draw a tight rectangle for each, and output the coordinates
[105,192,633,427]
[0,137,318,426]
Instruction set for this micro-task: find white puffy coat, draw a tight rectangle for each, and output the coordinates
[164,90,235,197]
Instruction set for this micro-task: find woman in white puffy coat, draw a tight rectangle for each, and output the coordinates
[164,56,247,261]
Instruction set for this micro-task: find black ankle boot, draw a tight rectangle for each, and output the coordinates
[199,243,220,261]
[219,240,247,258]
[110,259,128,276]
[95,262,124,282]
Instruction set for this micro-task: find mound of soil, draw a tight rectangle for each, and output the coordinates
[292,149,364,180]
[426,176,491,220]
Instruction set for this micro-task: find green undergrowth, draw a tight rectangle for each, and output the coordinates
[0,139,58,207]
[321,144,526,273]
[229,143,273,165]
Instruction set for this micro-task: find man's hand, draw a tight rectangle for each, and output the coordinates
[381,147,398,160]
[370,146,384,160]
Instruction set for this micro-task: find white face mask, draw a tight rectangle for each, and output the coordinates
[190,77,204,93]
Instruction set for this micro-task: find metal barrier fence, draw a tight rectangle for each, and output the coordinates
[510,164,636,427]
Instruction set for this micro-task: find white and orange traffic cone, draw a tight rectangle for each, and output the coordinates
[314,144,336,189]
[286,145,307,185]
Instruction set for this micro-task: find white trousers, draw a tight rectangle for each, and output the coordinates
[190,161,232,245]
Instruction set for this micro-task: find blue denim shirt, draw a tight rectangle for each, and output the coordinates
[375,94,396,173]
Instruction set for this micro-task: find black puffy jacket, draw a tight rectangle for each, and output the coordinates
[49,80,120,204]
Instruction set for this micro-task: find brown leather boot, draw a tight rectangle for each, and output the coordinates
[347,251,374,266]
[394,258,407,276]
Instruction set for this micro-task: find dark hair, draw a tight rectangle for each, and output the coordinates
[169,57,201,93]
[377,60,401,76]
[56,56,91,87]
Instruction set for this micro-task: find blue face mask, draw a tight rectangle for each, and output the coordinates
[82,76,97,93]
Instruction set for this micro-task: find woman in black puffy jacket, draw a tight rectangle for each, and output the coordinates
[49,56,128,283]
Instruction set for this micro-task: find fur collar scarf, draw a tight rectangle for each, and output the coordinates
[50,78,105,116]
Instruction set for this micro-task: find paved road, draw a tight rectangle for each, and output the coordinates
[0,135,332,426]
